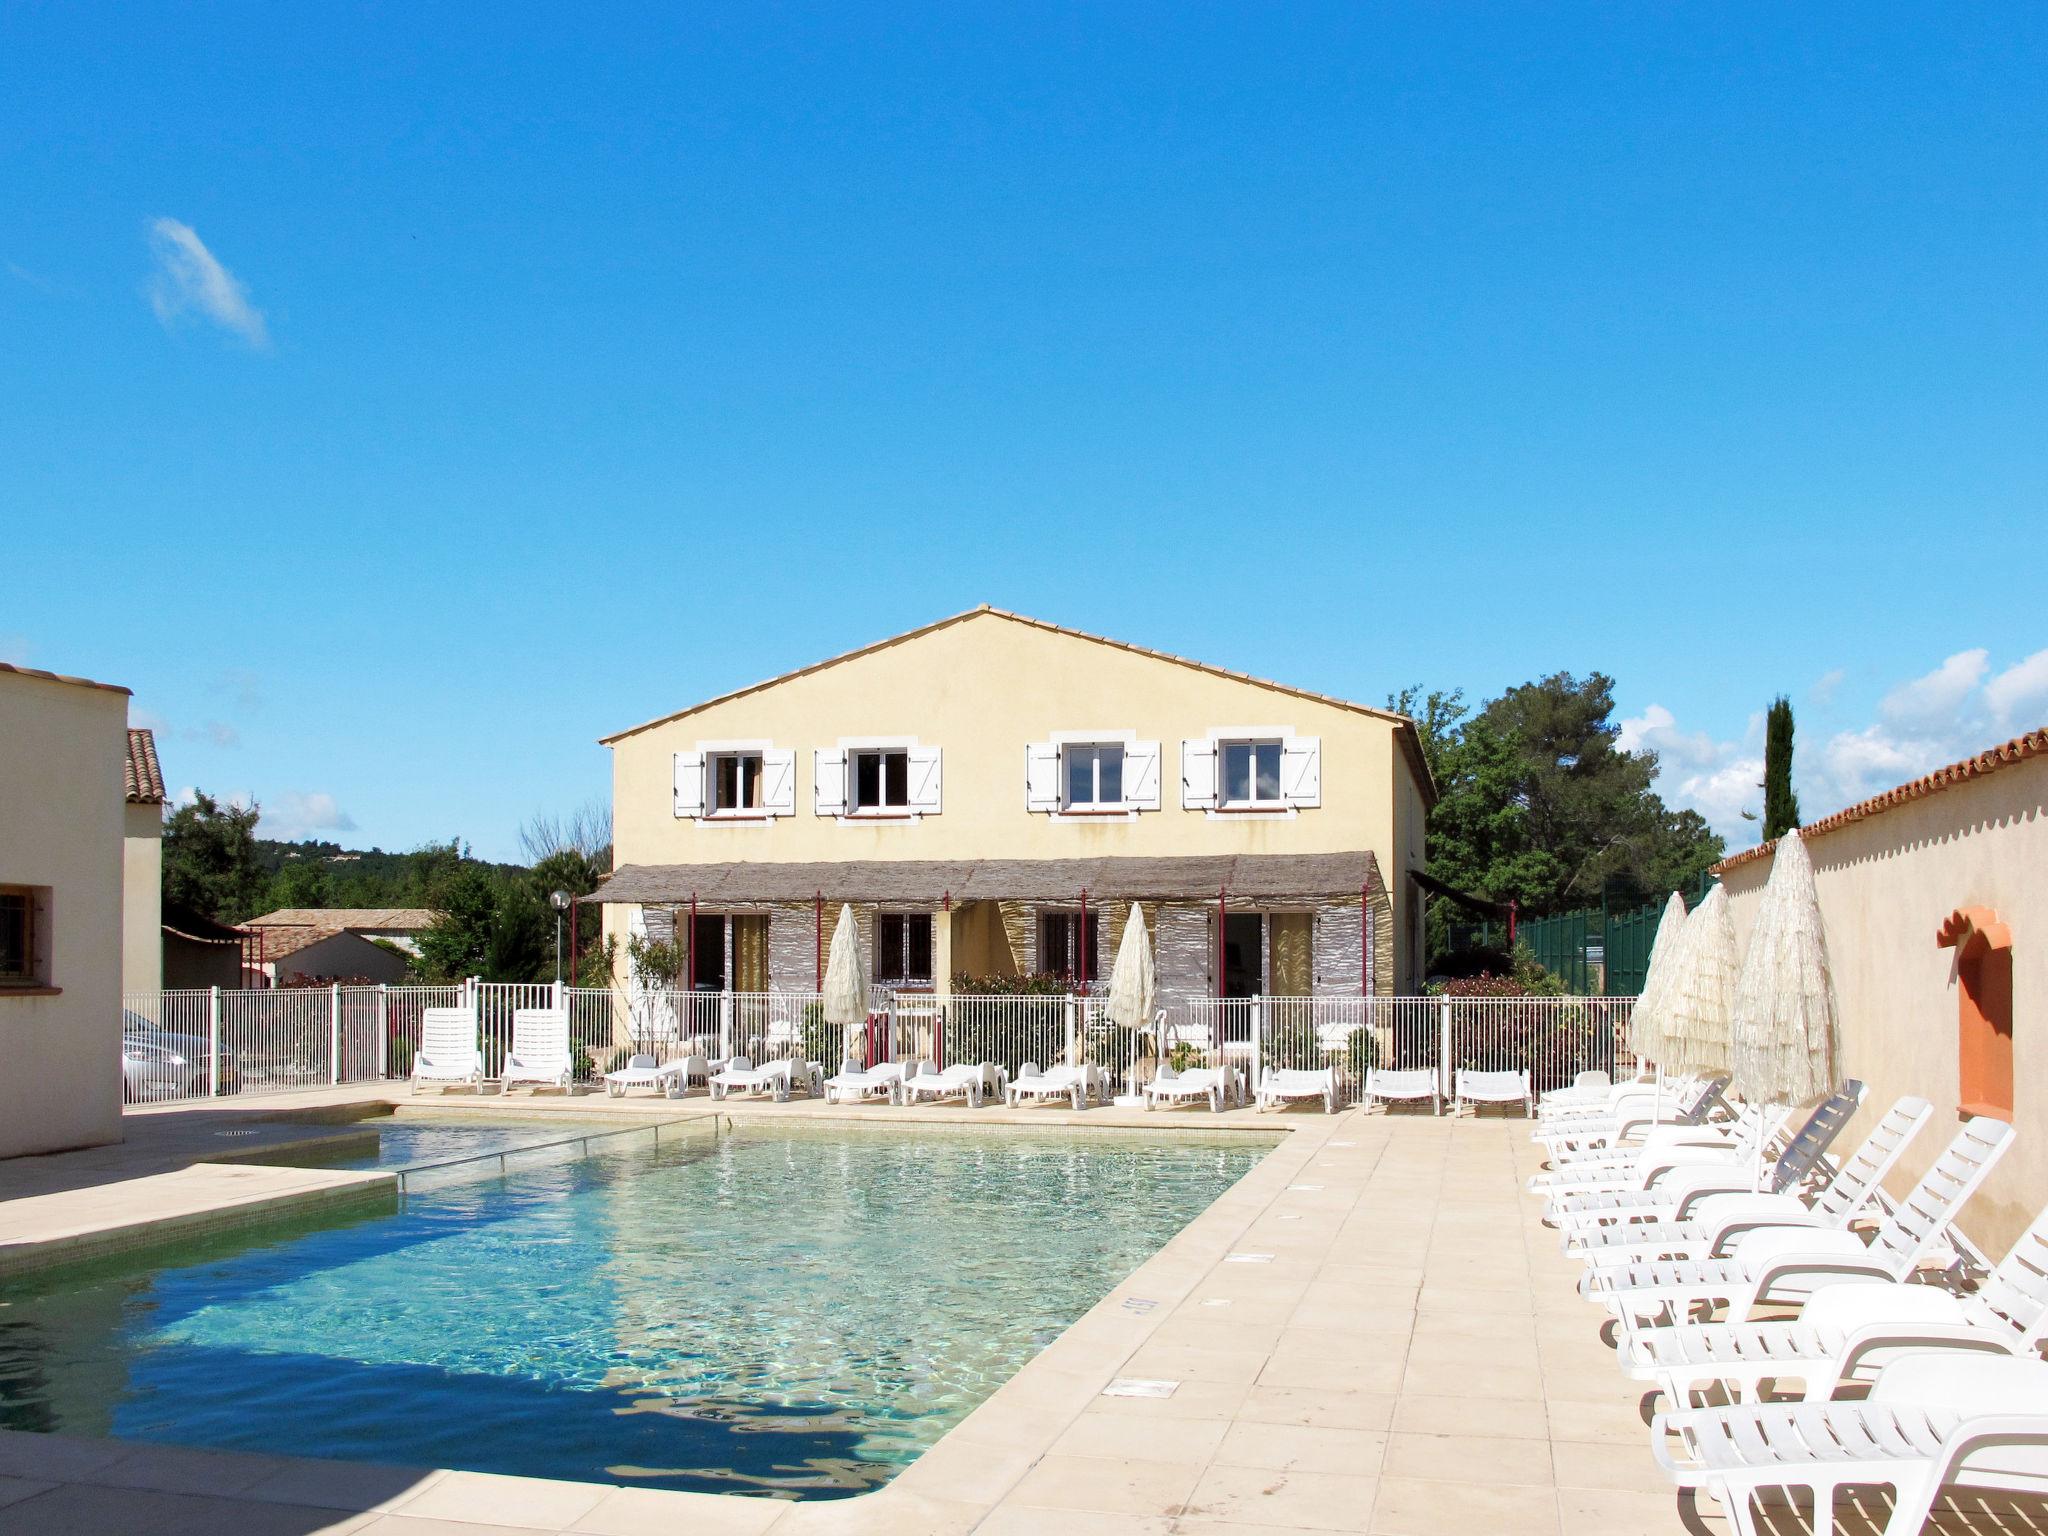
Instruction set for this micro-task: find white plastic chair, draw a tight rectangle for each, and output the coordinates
[901,1061,1003,1107]
[1008,1062,1104,1109]
[411,1006,482,1092]
[1626,1199,2048,1409]
[824,1058,908,1105]
[1591,1116,2016,1329]
[1143,1066,1233,1113]
[1362,1066,1440,1116]
[1652,1354,2048,1536]
[710,1056,816,1102]
[603,1052,708,1098]
[500,1007,574,1093]
[1256,1066,1338,1114]
[1453,1067,1532,1117]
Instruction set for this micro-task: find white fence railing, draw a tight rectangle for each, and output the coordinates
[120,983,1636,1111]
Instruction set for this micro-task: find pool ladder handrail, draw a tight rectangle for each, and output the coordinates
[390,1115,712,1190]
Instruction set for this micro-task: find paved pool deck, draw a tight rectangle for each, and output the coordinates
[0,1090,1731,1536]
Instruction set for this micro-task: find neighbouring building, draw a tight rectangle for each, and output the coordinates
[240,908,437,985]
[1717,727,2048,1255]
[161,900,250,990]
[0,661,130,1157]
[590,607,1434,1015]
[122,727,165,997]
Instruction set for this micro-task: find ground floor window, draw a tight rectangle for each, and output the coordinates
[874,912,933,984]
[0,887,34,984]
[1040,911,1101,983]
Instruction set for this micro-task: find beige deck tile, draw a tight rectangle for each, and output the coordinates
[0,1428,139,1481]
[1412,1286,1535,1316]
[1268,1330,1409,1368]
[1382,1431,1554,1487]
[1403,1333,1540,1372]
[1547,1395,1656,1446]
[1180,1464,1376,1532]
[1124,1344,1273,1386]
[1552,1440,1677,1495]
[892,1436,1044,1504]
[976,1509,1174,1536]
[1150,1318,1286,1354]
[1390,1393,1546,1440]
[1238,1387,1397,1432]
[1369,1474,1560,1534]
[389,1470,611,1529]
[0,1480,55,1514]
[1553,1486,1700,1536]
[1050,1411,1230,1466]
[239,1459,447,1513]
[0,1481,375,1535]
[1088,1377,1253,1423]
[1005,1453,1204,1517]
[1213,1422,1386,1477]
[1259,1355,1406,1395]
[770,1487,982,1534]
[87,1441,302,1497]
[567,1485,788,1536]
[1399,1355,1544,1400]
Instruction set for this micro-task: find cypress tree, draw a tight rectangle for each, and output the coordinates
[1763,696,1801,840]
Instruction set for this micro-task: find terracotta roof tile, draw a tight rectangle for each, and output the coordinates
[124,728,166,804]
[243,907,438,930]
[1714,726,2048,874]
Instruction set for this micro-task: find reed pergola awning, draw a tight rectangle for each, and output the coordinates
[584,851,1383,907]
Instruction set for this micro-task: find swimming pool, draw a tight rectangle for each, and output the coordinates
[0,1119,1271,1498]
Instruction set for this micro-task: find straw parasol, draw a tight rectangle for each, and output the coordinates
[1730,829,1838,1104]
[1658,884,1738,1079]
[1103,904,1157,1078]
[822,904,868,1061]
[1626,891,1691,1073]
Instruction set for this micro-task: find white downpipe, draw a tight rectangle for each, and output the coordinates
[1438,993,1452,1099]
[328,983,342,1086]
[377,984,390,1080]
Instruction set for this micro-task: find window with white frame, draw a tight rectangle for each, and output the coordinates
[1064,743,1124,809]
[852,748,909,812]
[711,752,763,813]
[1220,739,1285,807]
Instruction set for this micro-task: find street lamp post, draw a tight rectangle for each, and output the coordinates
[550,890,572,987]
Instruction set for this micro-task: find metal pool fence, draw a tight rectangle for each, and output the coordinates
[120,981,1635,1111]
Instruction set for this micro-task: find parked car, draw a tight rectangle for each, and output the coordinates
[121,1011,239,1101]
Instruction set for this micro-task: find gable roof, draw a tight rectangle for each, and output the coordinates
[244,907,438,931]
[1714,725,2048,874]
[598,605,1436,803]
[124,729,166,804]
[0,659,131,696]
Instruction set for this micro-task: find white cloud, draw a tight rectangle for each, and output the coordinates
[260,791,356,841]
[1809,668,1845,711]
[1879,649,1988,732]
[146,218,269,348]
[1984,648,2048,726]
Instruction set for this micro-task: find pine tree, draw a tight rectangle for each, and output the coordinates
[1763,696,1801,840]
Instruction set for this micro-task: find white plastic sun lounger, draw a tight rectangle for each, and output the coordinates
[1562,1089,1912,1264]
[823,1058,909,1105]
[1257,1066,1338,1113]
[499,1007,575,1093]
[710,1056,817,1102]
[1624,1200,2048,1410]
[1363,1066,1441,1116]
[411,1007,483,1092]
[1537,1074,1732,1153]
[1651,1354,2048,1536]
[1529,1099,1785,1197]
[1549,1083,1870,1231]
[1007,1061,1106,1109]
[900,1061,1004,1107]
[1143,1066,1236,1112]
[1590,1116,2015,1329]
[1454,1068,1533,1117]
[602,1052,709,1098]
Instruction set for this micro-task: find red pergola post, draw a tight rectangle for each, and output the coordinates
[814,890,824,993]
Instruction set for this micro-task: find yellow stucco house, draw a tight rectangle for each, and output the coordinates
[592,608,1434,1011]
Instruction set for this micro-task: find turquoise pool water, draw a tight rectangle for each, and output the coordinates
[0,1120,1269,1498]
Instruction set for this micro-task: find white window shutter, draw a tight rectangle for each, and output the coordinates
[1181,739,1217,809]
[1126,740,1162,810]
[814,748,847,817]
[761,749,797,816]
[1024,742,1060,812]
[1282,735,1321,808]
[673,751,706,818]
[908,745,943,814]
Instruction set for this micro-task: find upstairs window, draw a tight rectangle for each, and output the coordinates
[1065,744,1124,808]
[0,886,49,988]
[0,888,33,984]
[875,912,933,984]
[712,752,762,813]
[852,749,910,812]
[1220,740,1284,807]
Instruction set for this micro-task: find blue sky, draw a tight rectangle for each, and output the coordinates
[3,4,2044,861]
